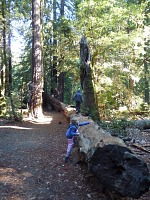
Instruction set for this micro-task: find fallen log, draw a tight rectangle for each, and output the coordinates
[130,111,150,115]
[143,144,150,147]
[48,96,65,111]
[132,119,150,129]
[48,96,76,118]
[48,97,150,199]
[77,116,150,199]
[131,143,150,153]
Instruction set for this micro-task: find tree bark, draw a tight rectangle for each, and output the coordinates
[132,119,150,129]
[77,115,150,199]
[57,0,65,102]
[0,0,6,114]
[31,0,44,118]
[8,14,18,120]
[50,0,58,96]
[143,2,150,105]
[57,72,64,102]
[48,96,75,117]
[144,48,149,105]
[80,37,99,120]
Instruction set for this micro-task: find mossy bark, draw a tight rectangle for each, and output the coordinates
[80,37,99,120]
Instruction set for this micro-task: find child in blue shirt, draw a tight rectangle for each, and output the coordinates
[65,117,89,162]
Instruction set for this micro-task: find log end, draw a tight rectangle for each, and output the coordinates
[89,144,150,198]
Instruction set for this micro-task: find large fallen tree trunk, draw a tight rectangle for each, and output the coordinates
[77,116,150,199]
[48,96,76,117]
[49,97,150,199]
[132,119,150,129]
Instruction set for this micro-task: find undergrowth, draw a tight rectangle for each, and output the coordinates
[99,118,132,137]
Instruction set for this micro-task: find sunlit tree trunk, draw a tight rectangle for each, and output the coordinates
[0,0,6,114]
[31,0,44,118]
[8,21,18,120]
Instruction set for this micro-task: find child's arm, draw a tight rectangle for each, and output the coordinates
[78,122,90,126]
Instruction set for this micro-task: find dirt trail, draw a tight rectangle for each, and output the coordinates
[0,111,106,200]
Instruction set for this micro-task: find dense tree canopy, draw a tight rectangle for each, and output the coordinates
[0,0,149,120]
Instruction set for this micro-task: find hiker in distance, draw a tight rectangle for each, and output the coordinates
[73,89,83,114]
[65,117,90,163]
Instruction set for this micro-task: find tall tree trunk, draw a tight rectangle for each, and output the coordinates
[0,0,6,114]
[57,0,64,102]
[1,0,18,119]
[31,0,44,118]
[80,37,99,120]
[8,16,18,120]
[144,56,149,105]
[51,0,58,97]
[8,11,19,120]
[31,0,35,84]
[57,72,64,102]
[2,0,8,97]
[143,2,150,105]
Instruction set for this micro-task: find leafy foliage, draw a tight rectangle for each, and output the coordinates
[74,0,149,114]
[0,0,149,120]
[100,118,132,137]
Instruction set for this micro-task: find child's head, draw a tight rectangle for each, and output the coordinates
[71,117,79,125]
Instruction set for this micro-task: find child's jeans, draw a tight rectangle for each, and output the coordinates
[66,137,74,158]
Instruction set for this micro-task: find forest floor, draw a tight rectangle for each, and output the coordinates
[0,111,150,200]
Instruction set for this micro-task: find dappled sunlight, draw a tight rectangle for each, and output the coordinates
[0,126,33,130]
[1,168,22,186]
[118,106,128,112]
[23,114,53,124]
[0,167,32,186]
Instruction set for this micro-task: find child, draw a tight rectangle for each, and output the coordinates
[65,117,90,162]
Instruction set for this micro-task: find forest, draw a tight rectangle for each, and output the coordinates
[0,1,150,199]
[0,0,149,122]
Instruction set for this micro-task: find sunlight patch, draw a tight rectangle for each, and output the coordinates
[0,126,33,130]
[0,167,32,186]
[24,115,53,124]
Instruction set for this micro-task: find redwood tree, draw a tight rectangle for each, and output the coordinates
[31,0,44,118]
[57,0,65,102]
[0,0,6,115]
